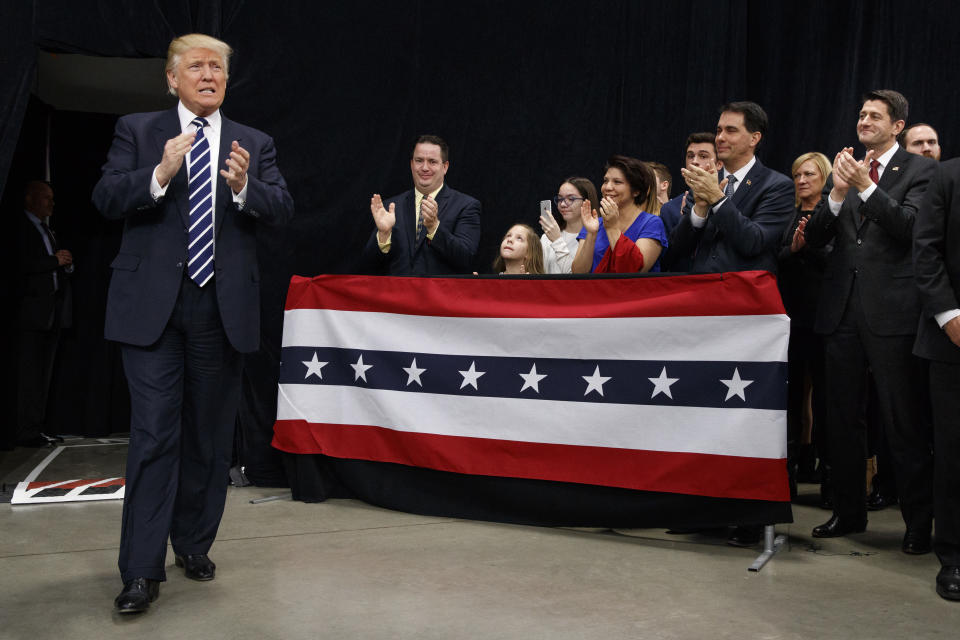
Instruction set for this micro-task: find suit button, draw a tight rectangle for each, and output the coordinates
[176,262,183,268]
[856,238,862,245]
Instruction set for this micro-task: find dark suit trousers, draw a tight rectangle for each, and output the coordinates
[16,328,59,441]
[930,360,960,566]
[786,326,827,487]
[118,276,242,583]
[823,282,933,529]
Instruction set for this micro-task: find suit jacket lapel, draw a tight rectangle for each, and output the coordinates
[154,108,190,228]
[730,159,764,209]
[216,117,240,239]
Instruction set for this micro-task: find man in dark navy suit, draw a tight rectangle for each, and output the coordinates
[92,33,293,613]
[363,135,481,275]
[913,158,960,600]
[805,90,935,552]
[666,102,794,547]
[667,101,794,276]
[659,131,722,270]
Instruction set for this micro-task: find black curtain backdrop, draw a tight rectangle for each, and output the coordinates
[3,0,959,480]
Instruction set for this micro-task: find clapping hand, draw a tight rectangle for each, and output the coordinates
[580,198,600,234]
[370,194,396,243]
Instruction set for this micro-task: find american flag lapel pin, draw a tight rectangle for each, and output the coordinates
[892,166,900,171]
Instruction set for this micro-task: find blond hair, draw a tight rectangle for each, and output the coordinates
[791,152,832,208]
[165,34,233,96]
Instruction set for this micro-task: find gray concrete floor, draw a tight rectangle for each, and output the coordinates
[1,441,959,640]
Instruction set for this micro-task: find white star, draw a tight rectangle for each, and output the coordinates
[303,352,328,380]
[350,354,373,382]
[582,366,612,397]
[720,367,754,401]
[458,361,486,390]
[519,364,547,393]
[648,367,679,399]
[403,358,426,387]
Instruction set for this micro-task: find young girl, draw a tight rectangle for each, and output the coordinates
[493,224,544,274]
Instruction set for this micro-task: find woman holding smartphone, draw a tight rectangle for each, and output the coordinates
[571,155,667,273]
[538,177,599,274]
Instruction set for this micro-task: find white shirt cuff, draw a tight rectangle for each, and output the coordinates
[828,196,843,216]
[859,183,877,202]
[690,209,708,228]
[935,309,960,328]
[232,181,248,205]
[150,166,169,200]
[710,196,727,214]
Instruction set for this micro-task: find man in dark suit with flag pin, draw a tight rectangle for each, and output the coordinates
[804,90,935,553]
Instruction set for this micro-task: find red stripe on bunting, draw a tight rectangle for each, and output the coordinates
[272,419,790,502]
[283,271,786,319]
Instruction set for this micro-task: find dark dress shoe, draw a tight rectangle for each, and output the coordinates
[936,566,960,601]
[902,528,932,555]
[114,578,159,613]
[727,525,763,547]
[16,435,55,448]
[811,514,867,538]
[175,553,216,581]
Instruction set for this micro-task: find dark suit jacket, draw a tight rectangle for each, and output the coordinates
[914,158,960,363]
[91,108,294,353]
[664,158,794,274]
[777,206,831,329]
[805,146,935,336]
[360,185,481,275]
[17,213,72,331]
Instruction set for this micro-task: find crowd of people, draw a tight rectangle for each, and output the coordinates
[12,30,959,612]
[361,94,958,603]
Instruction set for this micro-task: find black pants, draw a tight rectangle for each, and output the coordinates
[822,286,933,529]
[16,327,60,442]
[118,277,242,583]
[930,359,960,566]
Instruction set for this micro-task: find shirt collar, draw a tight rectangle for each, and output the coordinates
[177,101,221,134]
[874,143,899,169]
[24,210,44,226]
[725,155,756,185]
[416,183,444,201]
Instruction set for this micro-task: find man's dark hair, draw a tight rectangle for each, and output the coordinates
[719,101,768,139]
[898,121,937,146]
[413,135,449,163]
[863,89,909,123]
[604,155,655,206]
[685,132,718,155]
[645,161,672,194]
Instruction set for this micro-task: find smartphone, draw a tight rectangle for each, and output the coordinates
[539,199,552,225]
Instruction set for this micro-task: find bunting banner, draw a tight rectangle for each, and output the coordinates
[273,272,790,503]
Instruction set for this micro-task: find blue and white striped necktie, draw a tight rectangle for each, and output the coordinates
[187,117,214,286]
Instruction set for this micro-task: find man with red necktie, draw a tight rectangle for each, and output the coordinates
[804,90,936,553]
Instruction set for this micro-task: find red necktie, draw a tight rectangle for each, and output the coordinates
[869,159,880,185]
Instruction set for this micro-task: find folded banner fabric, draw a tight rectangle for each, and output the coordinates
[273,271,790,503]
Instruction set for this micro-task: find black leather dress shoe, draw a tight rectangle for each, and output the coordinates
[175,553,216,581]
[114,578,159,613]
[811,514,867,538]
[902,528,932,555]
[937,566,960,601]
[16,435,55,448]
[727,525,763,547]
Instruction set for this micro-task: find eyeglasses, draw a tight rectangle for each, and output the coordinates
[553,195,585,206]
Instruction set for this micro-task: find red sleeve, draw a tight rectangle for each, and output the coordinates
[594,234,644,273]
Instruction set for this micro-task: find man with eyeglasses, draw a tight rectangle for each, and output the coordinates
[363,135,481,275]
